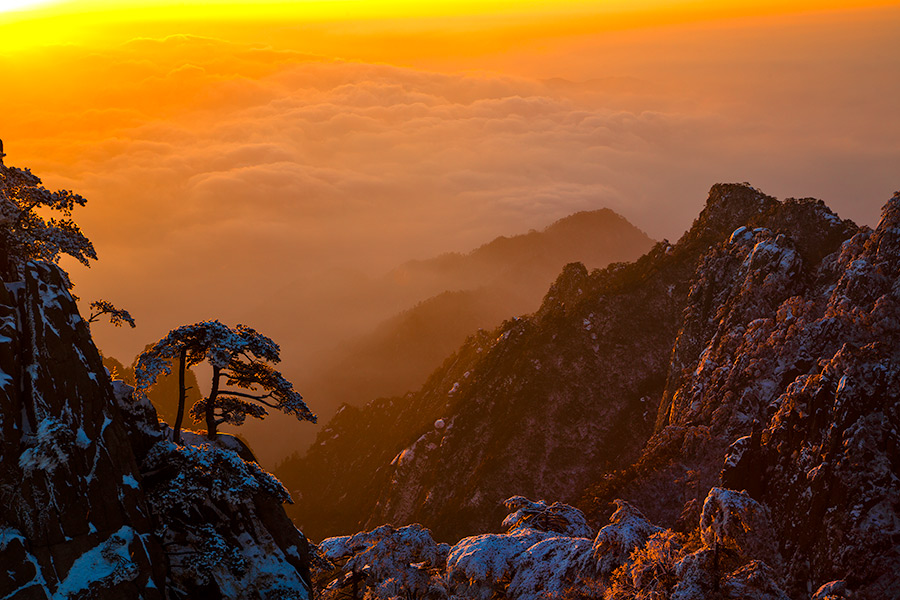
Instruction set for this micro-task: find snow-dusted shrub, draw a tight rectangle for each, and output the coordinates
[605,530,683,600]
[592,500,662,576]
[447,528,554,598]
[507,536,596,600]
[443,495,599,599]
[169,523,248,586]
[143,441,310,598]
[700,487,778,568]
[142,440,289,515]
[318,524,449,600]
[0,160,96,280]
[721,560,789,600]
[812,580,850,600]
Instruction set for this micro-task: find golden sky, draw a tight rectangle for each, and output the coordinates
[1,0,898,463]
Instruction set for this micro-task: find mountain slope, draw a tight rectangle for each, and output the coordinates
[309,209,655,409]
[583,192,899,598]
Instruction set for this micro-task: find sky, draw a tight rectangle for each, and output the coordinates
[2,0,899,462]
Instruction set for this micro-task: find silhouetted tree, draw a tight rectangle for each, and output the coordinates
[135,320,315,442]
[0,157,95,281]
[87,300,135,328]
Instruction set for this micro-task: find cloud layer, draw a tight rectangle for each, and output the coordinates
[1,9,898,463]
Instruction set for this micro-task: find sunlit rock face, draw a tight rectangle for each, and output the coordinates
[0,261,166,599]
[0,259,313,599]
[292,185,900,598]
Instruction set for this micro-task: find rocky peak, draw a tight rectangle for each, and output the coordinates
[677,183,779,250]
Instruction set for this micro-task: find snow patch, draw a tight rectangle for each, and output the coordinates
[54,526,140,598]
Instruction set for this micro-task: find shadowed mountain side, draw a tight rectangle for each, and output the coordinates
[239,209,654,464]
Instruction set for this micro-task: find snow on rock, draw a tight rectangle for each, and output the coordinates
[0,526,51,599]
[53,526,142,598]
[506,536,594,600]
[501,496,593,538]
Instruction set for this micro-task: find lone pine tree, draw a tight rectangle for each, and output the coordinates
[135,320,315,443]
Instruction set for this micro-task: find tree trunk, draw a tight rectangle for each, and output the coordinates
[206,365,220,440]
[173,347,187,444]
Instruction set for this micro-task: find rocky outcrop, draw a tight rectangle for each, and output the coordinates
[115,383,314,599]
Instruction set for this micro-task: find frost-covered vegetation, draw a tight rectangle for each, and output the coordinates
[87,299,136,328]
[0,159,95,281]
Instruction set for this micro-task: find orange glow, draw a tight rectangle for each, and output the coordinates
[0,0,897,465]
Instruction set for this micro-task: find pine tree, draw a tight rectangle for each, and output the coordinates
[0,157,96,281]
[135,320,315,442]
